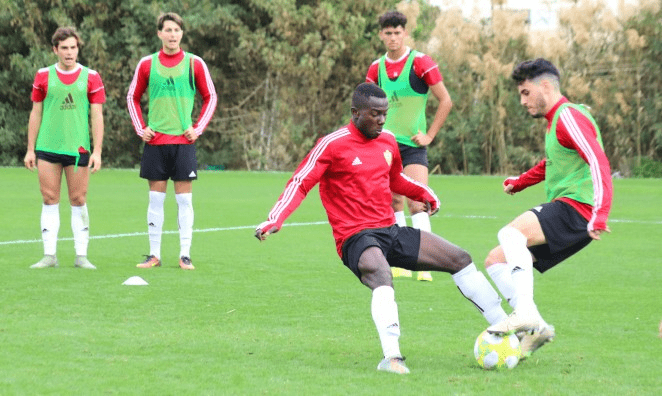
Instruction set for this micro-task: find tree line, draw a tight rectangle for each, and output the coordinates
[1,0,661,176]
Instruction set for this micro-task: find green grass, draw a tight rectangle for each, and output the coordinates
[1,167,661,395]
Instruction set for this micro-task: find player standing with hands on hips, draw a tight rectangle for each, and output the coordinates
[25,27,105,270]
[127,12,217,270]
[255,83,508,375]
[484,59,613,359]
[365,11,453,282]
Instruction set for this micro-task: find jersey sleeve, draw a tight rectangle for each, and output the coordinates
[31,69,49,102]
[388,140,440,211]
[191,56,217,136]
[258,137,332,233]
[556,107,613,231]
[126,56,151,136]
[365,60,380,84]
[504,159,546,193]
[87,70,106,104]
[413,54,443,86]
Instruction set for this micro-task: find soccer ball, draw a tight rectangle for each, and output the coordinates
[474,330,521,370]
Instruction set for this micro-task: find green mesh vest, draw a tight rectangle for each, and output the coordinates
[378,51,428,147]
[147,52,196,135]
[36,65,90,162]
[546,103,604,204]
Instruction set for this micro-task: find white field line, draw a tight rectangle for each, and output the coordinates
[0,215,659,246]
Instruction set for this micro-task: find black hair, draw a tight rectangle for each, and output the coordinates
[511,58,560,84]
[352,83,387,109]
[379,11,407,29]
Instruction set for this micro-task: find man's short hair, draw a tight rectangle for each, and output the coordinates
[51,27,82,48]
[157,12,184,30]
[379,11,407,29]
[352,83,387,109]
[512,58,560,85]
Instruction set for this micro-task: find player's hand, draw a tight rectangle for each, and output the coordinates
[24,150,37,171]
[255,221,280,241]
[141,127,155,143]
[503,177,520,195]
[425,200,439,216]
[588,226,610,240]
[410,131,433,147]
[88,152,102,174]
[183,126,198,143]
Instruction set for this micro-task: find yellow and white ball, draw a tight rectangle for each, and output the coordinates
[474,330,521,370]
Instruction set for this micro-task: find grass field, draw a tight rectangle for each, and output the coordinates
[1,167,660,395]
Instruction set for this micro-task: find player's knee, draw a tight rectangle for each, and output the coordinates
[451,248,473,271]
[40,189,60,205]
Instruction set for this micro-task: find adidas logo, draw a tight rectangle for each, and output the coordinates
[148,222,156,227]
[533,206,543,212]
[351,157,362,166]
[161,76,176,90]
[60,93,76,110]
[387,323,399,329]
[42,228,48,233]
[189,171,196,177]
[511,266,523,274]
[82,227,89,231]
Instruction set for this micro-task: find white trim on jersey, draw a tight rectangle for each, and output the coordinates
[190,55,217,136]
[126,55,152,137]
[267,128,351,223]
[559,107,603,230]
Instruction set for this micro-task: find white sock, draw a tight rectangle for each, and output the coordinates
[452,263,508,325]
[148,191,166,259]
[176,193,194,258]
[394,211,407,227]
[498,226,538,314]
[71,204,89,256]
[41,203,60,256]
[410,212,431,232]
[486,263,518,309]
[371,286,402,358]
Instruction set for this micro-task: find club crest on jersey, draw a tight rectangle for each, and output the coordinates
[384,150,392,166]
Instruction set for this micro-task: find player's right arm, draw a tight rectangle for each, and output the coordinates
[255,137,332,241]
[503,159,546,195]
[24,101,43,171]
[126,56,151,140]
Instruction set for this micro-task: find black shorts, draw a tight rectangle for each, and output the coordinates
[341,225,420,279]
[398,143,428,168]
[36,150,90,167]
[140,144,197,181]
[528,200,592,273]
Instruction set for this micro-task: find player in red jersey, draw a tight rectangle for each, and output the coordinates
[25,27,105,270]
[256,83,507,374]
[127,12,217,270]
[366,11,453,282]
[484,59,613,359]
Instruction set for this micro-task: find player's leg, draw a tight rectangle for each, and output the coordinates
[415,230,507,325]
[31,156,63,268]
[357,247,409,374]
[486,210,547,334]
[173,144,197,270]
[138,144,168,268]
[64,154,95,269]
[403,162,433,281]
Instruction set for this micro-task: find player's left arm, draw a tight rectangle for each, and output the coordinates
[558,108,613,238]
[190,57,217,139]
[88,72,105,173]
[411,81,452,147]
[89,103,104,173]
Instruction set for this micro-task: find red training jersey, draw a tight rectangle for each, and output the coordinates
[259,122,440,257]
[365,47,443,87]
[505,97,613,232]
[126,49,217,145]
[31,63,106,153]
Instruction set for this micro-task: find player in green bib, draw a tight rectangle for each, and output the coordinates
[127,12,217,271]
[366,11,453,282]
[24,27,105,270]
[483,59,613,361]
